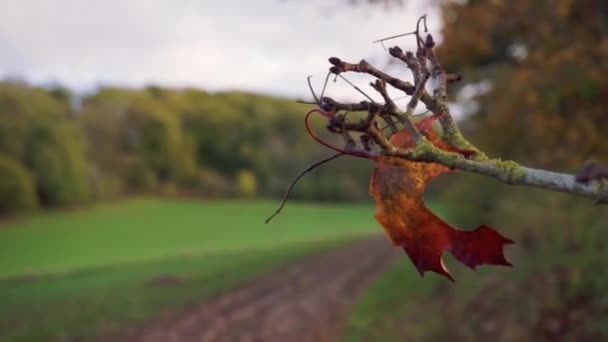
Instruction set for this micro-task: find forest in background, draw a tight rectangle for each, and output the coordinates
[0,82,375,215]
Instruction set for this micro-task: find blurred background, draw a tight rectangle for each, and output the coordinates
[0,0,607,341]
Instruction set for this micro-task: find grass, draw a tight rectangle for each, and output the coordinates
[0,198,378,341]
[0,197,376,278]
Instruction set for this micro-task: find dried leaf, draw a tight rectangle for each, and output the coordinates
[369,116,513,281]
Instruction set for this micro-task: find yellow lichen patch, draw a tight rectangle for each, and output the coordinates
[495,160,526,183]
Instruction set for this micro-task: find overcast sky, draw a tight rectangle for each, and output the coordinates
[0,0,439,100]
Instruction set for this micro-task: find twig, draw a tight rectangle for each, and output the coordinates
[307,75,321,105]
[389,47,420,85]
[370,79,399,134]
[329,57,416,95]
[372,13,426,47]
[317,97,383,112]
[337,74,375,102]
[319,71,332,103]
[424,34,447,100]
[373,30,417,44]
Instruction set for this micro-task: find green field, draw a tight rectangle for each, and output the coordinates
[0,198,378,341]
[0,198,378,278]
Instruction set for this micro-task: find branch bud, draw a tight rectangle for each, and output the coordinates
[388,46,402,58]
[328,57,342,66]
[425,34,435,48]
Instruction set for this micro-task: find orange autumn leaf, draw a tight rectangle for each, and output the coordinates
[369,116,514,281]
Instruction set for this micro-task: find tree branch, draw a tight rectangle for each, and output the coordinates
[393,148,608,203]
[298,15,607,206]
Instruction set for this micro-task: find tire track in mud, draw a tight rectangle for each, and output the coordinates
[132,236,399,342]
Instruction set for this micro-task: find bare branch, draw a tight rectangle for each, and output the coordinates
[370,79,399,134]
[424,34,447,100]
[388,46,420,85]
[293,14,608,206]
[329,57,417,95]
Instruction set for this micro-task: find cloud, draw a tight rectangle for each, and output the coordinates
[0,0,439,99]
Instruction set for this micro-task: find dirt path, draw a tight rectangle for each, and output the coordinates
[131,236,399,342]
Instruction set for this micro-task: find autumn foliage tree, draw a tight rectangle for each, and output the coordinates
[437,0,608,171]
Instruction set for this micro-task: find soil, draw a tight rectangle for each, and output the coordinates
[128,236,399,342]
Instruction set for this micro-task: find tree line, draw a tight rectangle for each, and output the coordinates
[0,82,374,215]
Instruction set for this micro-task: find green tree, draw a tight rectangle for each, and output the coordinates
[0,82,91,207]
[0,154,37,213]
